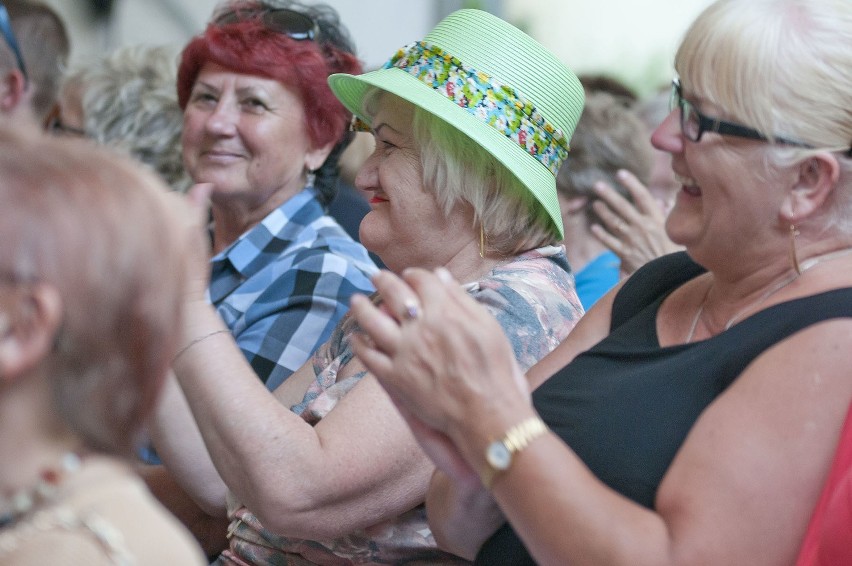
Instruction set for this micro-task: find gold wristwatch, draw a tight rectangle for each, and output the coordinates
[481,415,548,488]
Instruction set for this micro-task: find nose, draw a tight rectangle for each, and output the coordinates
[650,109,683,155]
[354,148,380,192]
[205,100,238,137]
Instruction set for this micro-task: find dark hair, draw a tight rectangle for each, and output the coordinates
[177,0,362,205]
[578,73,637,108]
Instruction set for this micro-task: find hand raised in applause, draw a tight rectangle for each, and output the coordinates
[350,268,530,484]
[590,169,682,277]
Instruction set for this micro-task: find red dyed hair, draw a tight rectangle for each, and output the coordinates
[177,18,362,149]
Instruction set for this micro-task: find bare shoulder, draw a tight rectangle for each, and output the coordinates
[654,318,852,564]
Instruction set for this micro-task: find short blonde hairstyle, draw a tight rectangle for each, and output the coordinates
[0,128,189,454]
[676,0,852,229]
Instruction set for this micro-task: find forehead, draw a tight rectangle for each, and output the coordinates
[371,93,416,135]
[194,62,299,99]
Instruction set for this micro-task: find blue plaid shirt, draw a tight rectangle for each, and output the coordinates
[208,187,377,390]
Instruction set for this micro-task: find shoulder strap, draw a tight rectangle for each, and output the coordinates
[610,252,705,331]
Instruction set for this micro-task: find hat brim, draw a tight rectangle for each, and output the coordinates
[329,68,564,239]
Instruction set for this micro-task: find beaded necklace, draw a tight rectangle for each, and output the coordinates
[0,452,82,529]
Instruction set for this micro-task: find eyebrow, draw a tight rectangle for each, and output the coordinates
[373,123,401,138]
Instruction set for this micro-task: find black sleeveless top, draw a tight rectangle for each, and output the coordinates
[475,252,852,565]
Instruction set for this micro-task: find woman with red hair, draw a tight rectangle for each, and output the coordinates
[177,0,377,390]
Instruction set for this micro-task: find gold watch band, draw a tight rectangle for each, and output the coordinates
[480,415,548,489]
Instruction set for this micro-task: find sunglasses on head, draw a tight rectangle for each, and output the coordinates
[0,2,27,83]
[214,7,319,41]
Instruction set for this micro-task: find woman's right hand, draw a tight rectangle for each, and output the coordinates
[349,268,531,467]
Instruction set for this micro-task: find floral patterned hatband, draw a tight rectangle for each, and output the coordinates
[352,41,570,176]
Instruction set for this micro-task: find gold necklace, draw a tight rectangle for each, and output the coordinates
[685,246,852,343]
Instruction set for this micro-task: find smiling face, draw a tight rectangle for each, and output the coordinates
[651,85,787,266]
[354,95,475,273]
[181,63,331,224]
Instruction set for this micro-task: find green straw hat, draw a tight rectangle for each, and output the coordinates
[328,9,584,239]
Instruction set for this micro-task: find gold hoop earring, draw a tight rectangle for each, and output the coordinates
[789,223,802,275]
[479,224,486,259]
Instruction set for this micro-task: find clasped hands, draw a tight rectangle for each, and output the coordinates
[350,268,530,484]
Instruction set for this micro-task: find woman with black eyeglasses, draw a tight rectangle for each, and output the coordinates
[347,0,852,564]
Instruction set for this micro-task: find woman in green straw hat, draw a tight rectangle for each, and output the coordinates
[151,6,586,564]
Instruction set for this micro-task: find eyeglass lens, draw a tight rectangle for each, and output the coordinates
[670,81,700,141]
[0,2,27,82]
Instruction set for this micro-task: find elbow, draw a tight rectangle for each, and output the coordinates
[247,487,349,540]
[194,481,228,517]
[253,502,356,540]
[433,530,478,561]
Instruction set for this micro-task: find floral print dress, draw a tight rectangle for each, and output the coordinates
[216,246,584,565]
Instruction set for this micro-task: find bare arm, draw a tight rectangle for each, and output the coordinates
[155,184,431,539]
[147,372,229,516]
[351,268,852,565]
[169,299,432,539]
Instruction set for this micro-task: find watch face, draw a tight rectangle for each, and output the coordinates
[486,441,511,470]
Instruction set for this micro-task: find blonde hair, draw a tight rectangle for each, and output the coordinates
[0,128,189,454]
[676,0,852,229]
[360,90,558,255]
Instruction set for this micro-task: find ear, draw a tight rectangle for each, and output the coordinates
[0,68,28,115]
[303,140,336,173]
[782,153,841,222]
[0,283,63,382]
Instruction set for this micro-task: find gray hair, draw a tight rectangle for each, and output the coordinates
[556,91,653,226]
[62,45,191,192]
[413,107,559,256]
[1,0,69,121]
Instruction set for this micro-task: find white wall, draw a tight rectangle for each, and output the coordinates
[43,0,442,71]
[45,0,713,93]
[503,0,714,95]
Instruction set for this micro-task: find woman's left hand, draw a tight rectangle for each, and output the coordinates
[181,182,214,303]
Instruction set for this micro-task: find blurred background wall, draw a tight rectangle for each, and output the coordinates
[44,0,713,96]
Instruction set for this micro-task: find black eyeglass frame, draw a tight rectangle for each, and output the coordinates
[670,79,812,148]
[214,7,319,41]
[0,2,27,83]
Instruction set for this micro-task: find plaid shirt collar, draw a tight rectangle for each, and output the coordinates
[212,186,323,279]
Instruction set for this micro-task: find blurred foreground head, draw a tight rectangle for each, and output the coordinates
[0,127,190,454]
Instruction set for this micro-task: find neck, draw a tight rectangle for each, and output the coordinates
[209,183,302,254]
[441,244,508,285]
[687,244,852,342]
[0,374,82,495]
